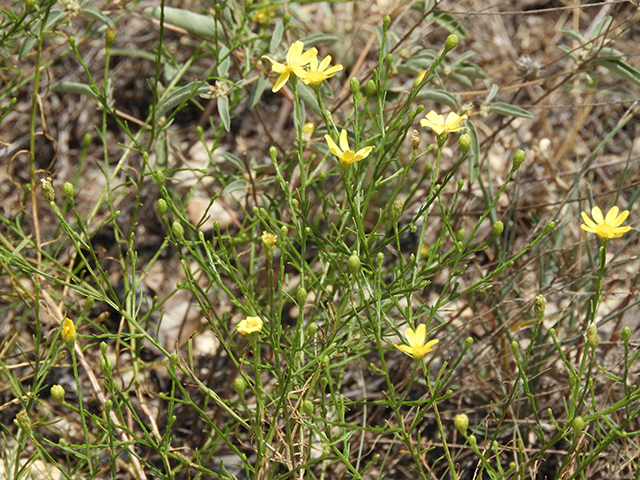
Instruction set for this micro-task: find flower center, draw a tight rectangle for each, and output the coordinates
[595,224,615,239]
[341,150,356,165]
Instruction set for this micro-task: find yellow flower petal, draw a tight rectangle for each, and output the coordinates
[324,134,342,156]
[339,129,350,152]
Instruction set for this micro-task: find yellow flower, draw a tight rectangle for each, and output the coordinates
[251,4,277,26]
[262,41,318,93]
[61,317,77,346]
[261,231,277,246]
[301,55,343,88]
[237,316,263,336]
[324,129,374,167]
[395,324,439,360]
[581,205,631,241]
[420,110,468,135]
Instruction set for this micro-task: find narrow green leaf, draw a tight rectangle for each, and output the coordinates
[248,76,271,109]
[156,82,211,118]
[489,102,534,119]
[560,27,585,45]
[218,96,230,132]
[298,33,339,48]
[144,7,219,40]
[589,15,613,42]
[220,152,245,172]
[217,45,230,77]
[416,89,459,110]
[222,178,248,196]
[50,81,99,101]
[80,6,113,27]
[449,73,473,89]
[596,59,640,86]
[269,22,284,54]
[467,120,480,183]
[297,82,322,116]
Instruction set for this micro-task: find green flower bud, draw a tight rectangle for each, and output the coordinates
[436,132,449,149]
[456,229,466,242]
[105,27,117,49]
[41,177,55,202]
[444,34,459,52]
[283,13,290,25]
[105,399,112,412]
[465,337,473,349]
[622,326,632,341]
[549,328,556,337]
[297,287,308,305]
[534,295,546,318]
[572,416,586,435]
[511,340,519,354]
[385,53,393,68]
[350,77,360,96]
[233,377,247,397]
[457,178,465,191]
[100,341,108,356]
[269,145,278,162]
[25,0,37,12]
[82,132,92,149]
[320,377,328,390]
[383,15,391,30]
[196,125,204,138]
[458,133,471,154]
[321,355,330,367]
[291,198,299,211]
[155,199,167,216]
[62,182,74,200]
[302,400,315,416]
[544,221,556,234]
[348,253,361,275]
[51,385,65,403]
[586,325,599,348]
[377,251,384,265]
[307,323,318,337]
[59,438,68,447]
[151,171,163,187]
[100,356,112,376]
[492,221,504,237]
[468,434,477,447]
[389,199,403,224]
[172,221,184,241]
[512,149,526,171]
[244,0,253,11]
[365,80,376,97]
[508,462,516,472]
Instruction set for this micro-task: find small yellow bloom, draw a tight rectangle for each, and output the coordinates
[324,129,374,167]
[262,41,318,93]
[581,206,631,241]
[301,55,343,88]
[237,316,263,336]
[395,324,439,360]
[251,4,277,26]
[420,110,468,135]
[261,231,277,246]
[61,317,77,346]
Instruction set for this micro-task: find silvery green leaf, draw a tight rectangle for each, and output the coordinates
[248,76,271,109]
[557,44,579,63]
[144,7,219,40]
[155,82,211,118]
[80,6,113,26]
[560,27,585,45]
[269,22,284,54]
[217,45,230,77]
[218,96,230,132]
[222,179,248,196]
[596,59,640,86]
[449,73,473,89]
[448,50,477,67]
[589,15,613,41]
[486,84,499,103]
[221,152,245,172]
[19,10,64,61]
[297,82,322,116]
[489,102,534,119]
[416,89,459,110]
[298,33,339,48]
[50,81,99,102]
[456,63,488,79]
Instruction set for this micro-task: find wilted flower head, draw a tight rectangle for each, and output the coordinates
[324,129,374,167]
[262,41,317,92]
[237,316,263,336]
[302,55,343,88]
[395,324,439,360]
[580,205,630,241]
[420,110,467,135]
